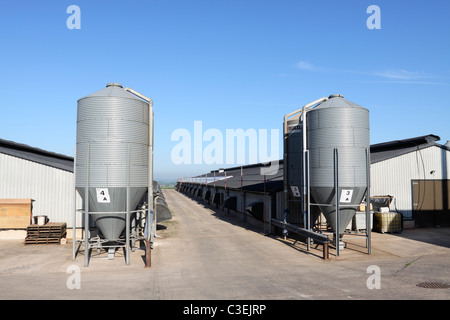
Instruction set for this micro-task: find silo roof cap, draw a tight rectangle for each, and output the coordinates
[328,94,343,99]
[79,83,145,101]
[315,94,366,110]
[106,83,123,88]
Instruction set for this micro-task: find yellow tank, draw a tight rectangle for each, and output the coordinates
[373,211,402,233]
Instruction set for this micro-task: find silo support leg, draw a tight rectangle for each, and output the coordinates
[145,239,151,268]
[323,243,329,260]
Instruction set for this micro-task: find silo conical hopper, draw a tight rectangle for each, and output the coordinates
[307,95,369,235]
[75,83,150,241]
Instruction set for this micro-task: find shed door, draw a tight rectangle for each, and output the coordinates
[412,180,450,227]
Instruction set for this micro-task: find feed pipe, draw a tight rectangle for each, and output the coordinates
[281,96,328,251]
[124,87,154,242]
[283,97,328,213]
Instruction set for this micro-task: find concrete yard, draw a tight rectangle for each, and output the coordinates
[0,189,449,301]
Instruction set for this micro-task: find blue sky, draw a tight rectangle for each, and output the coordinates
[1,0,449,182]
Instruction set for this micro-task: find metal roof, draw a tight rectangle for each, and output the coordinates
[193,161,284,193]
[370,134,443,164]
[0,138,74,172]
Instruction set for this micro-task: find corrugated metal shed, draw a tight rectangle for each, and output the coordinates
[370,134,441,163]
[0,139,80,228]
[370,134,450,220]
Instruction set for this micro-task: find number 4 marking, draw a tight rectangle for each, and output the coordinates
[96,188,111,203]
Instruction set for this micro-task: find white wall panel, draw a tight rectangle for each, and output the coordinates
[0,153,81,227]
[370,146,450,219]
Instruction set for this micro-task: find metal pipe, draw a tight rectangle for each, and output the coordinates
[126,143,131,265]
[306,149,311,251]
[73,146,77,260]
[283,117,288,219]
[84,143,90,267]
[123,87,155,266]
[282,97,328,234]
[124,86,154,242]
[301,97,328,214]
[123,87,153,104]
[366,148,371,254]
[271,219,329,242]
[150,108,155,240]
[334,148,340,256]
[148,109,154,241]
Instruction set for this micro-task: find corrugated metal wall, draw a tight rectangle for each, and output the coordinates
[370,146,450,219]
[0,153,81,227]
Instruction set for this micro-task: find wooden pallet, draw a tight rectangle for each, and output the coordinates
[25,223,67,245]
[24,234,66,245]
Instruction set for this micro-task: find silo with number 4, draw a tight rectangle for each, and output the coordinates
[75,83,152,244]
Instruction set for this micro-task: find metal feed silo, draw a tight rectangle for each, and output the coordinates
[281,94,370,257]
[307,94,370,236]
[75,83,154,266]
